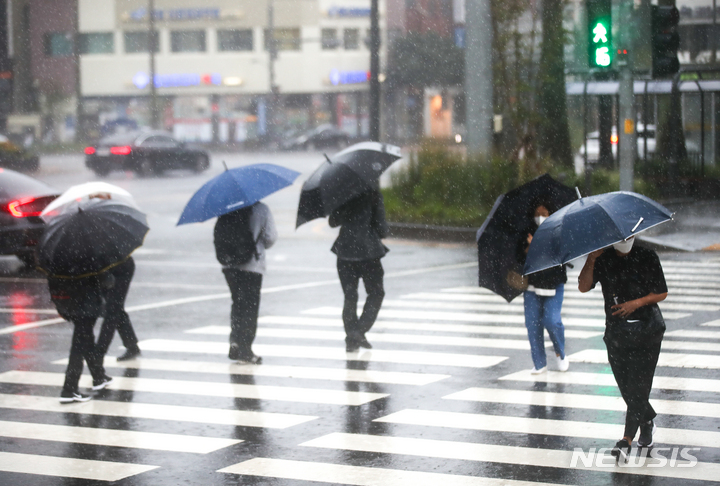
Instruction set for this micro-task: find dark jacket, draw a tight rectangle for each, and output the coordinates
[517,225,567,289]
[48,275,103,322]
[329,191,389,261]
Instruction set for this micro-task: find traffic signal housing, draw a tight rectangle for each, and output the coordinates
[587,0,612,69]
[651,5,680,78]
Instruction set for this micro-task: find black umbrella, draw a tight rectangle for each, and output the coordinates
[38,199,149,277]
[296,142,402,227]
[476,174,578,302]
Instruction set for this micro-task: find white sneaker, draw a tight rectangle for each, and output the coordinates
[556,355,569,372]
[530,366,547,375]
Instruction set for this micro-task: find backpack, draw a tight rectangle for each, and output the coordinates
[214,206,258,266]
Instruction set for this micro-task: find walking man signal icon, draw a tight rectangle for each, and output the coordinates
[593,23,608,44]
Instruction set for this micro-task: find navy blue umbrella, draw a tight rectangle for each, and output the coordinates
[177,163,300,225]
[523,191,673,275]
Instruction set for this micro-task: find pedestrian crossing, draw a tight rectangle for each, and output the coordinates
[1,257,720,484]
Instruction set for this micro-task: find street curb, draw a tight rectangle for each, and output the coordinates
[388,222,477,243]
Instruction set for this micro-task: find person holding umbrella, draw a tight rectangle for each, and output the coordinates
[178,163,299,364]
[578,237,668,463]
[329,189,389,352]
[517,200,569,374]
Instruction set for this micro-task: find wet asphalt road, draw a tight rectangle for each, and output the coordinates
[1,152,720,485]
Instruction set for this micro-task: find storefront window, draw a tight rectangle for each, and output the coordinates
[79,33,114,54]
[124,31,159,53]
[344,28,359,50]
[321,29,339,49]
[264,28,301,51]
[218,29,254,51]
[44,33,73,57]
[171,30,206,52]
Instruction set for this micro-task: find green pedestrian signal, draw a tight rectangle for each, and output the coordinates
[587,0,612,69]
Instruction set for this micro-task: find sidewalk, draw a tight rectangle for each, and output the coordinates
[639,200,720,252]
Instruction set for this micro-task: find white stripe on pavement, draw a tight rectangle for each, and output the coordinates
[0,451,157,481]
[569,349,720,369]
[665,329,720,339]
[499,369,720,393]
[300,433,720,482]
[219,457,571,486]
[382,299,609,317]
[0,393,315,428]
[0,371,387,406]
[252,317,603,339]
[136,339,508,369]
[54,356,449,386]
[0,419,240,453]
[374,409,720,449]
[444,387,720,419]
[701,319,720,327]
[302,307,608,328]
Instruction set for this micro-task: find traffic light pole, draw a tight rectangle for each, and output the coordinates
[618,0,637,192]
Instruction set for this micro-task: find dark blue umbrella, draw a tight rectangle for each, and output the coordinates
[523,191,673,275]
[177,163,300,225]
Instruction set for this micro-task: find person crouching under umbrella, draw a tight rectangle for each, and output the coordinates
[49,273,113,403]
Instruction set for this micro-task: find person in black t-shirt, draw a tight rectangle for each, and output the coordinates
[578,236,668,462]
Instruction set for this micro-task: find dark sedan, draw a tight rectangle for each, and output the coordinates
[281,125,351,151]
[0,135,40,173]
[85,130,210,177]
[0,168,59,266]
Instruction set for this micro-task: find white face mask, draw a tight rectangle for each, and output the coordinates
[534,216,547,226]
[613,238,635,253]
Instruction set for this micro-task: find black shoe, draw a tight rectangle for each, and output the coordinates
[237,353,262,365]
[357,336,372,349]
[346,341,360,352]
[638,420,656,448]
[611,439,631,464]
[228,342,240,360]
[116,347,141,362]
[92,375,113,391]
[59,389,92,404]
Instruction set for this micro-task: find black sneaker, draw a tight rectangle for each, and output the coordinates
[611,438,631,464]
[116,347,141,362]
[357,336,373,349]
[638,420,656,447]
[346,341,360,352]
[237,353,262,365]
[59,390,92,404]
[92,375,113,391]
[228,342,240,360]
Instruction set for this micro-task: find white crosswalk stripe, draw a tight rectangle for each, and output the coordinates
[3,256,720,484]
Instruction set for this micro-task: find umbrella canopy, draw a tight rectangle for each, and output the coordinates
[523,191,673,276]
[38,199,149,277]
[41,182,137,221]
[177,163,300,225]
[296,141,402,227]
[476,174,578,302]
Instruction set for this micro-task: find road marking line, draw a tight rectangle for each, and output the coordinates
[136,339,508,369]
[701,319,720,327]
[664,329,720,339]
[0,393,315,428]
[0,370,387,406]
[0,419,240,453]
[219,457,570,486]
[0,308,58,314]
[444,387,720,419]
[570,348,720,368]
[374,409,720,449]
[300,433,720,482]
[53,356,449,386]
[0,451,158,481]
[500,369,720,393]
[252,316,602,338]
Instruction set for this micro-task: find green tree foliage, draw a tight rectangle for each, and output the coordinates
[386,33,464,89]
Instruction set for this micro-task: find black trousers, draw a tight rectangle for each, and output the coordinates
[63,316,105,392]
[96,258,139,356]
[604,333,663,439]
[337,258,385,343]
[223,268,263,354]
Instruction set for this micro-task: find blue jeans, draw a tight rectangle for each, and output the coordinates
[523,285,565,369]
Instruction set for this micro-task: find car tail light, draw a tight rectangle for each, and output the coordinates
[611,135,618,144]
[6,196,57,218]
[85,146,96,155]
[110,145,132,155]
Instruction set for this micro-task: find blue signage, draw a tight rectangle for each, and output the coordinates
[329,69,369,86]
[327,7,371,18]
[133,72,222,89]
[129,7,221,21]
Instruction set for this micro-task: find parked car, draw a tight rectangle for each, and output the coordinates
[281,124,351,151]
[578,124,698,162]
[85,130,210,177]
[0,168,59,266]
[0,134,40,173]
